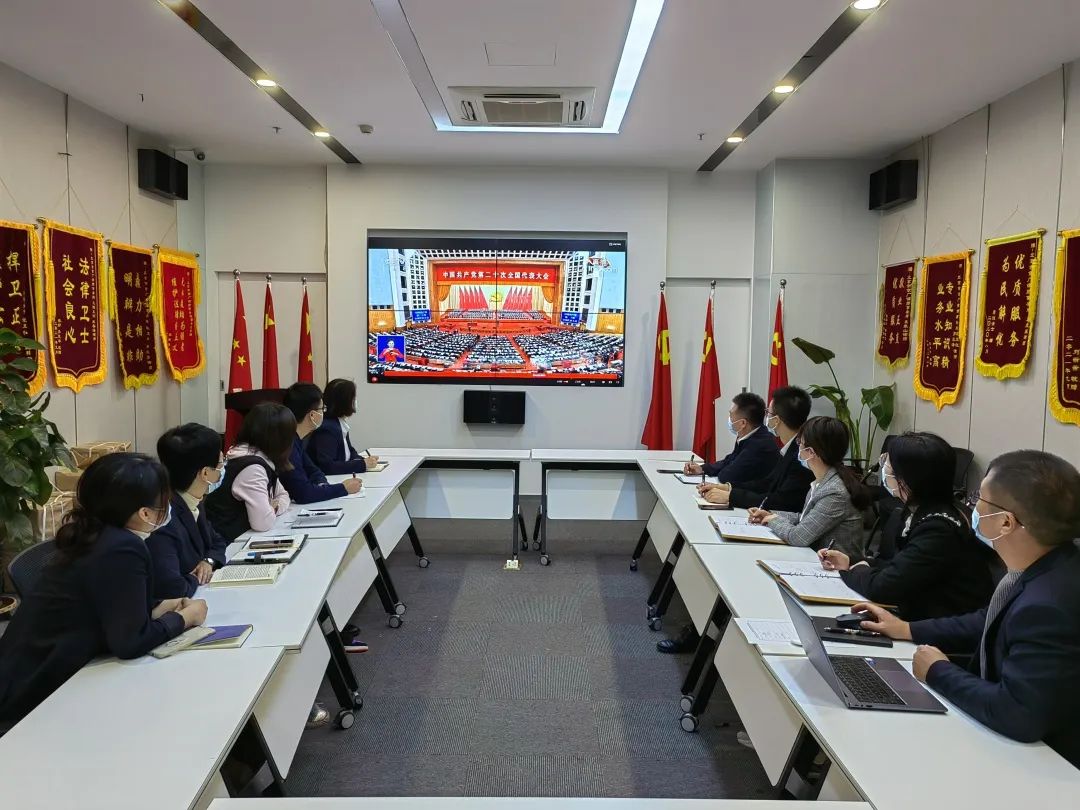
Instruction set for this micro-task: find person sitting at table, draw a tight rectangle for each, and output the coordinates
[0,453,207,730]
[683,392,779,482]
[307,378,381,475]
[747,416,868,557]
[857,450,1080,769]
[147,423,230,599]
[819,431,997,621]
[205,402,295,542]
[698,386,814,510]
[281,382,362,503]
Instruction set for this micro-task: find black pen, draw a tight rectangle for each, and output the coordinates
[823,626,882,637]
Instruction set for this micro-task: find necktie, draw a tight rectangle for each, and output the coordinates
[979,570,1023,677]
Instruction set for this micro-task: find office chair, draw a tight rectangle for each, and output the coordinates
[7,539,58,599]
[952,447,975,500]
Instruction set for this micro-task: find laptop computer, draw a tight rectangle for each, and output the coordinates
[778,584,946,713]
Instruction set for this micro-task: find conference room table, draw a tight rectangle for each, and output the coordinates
[211,800,869,810]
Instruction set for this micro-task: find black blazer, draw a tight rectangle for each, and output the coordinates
[308,418,366,475]
[0,526,186,726]
[146,492,229,599]
[728,439,814,513]
[911,542,1080,769]
[703,427,780,485]
[839,503,998,621]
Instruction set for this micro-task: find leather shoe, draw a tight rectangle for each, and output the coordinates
[656,624,699,654]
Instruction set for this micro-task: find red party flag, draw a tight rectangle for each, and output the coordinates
[692,294,722,463]
[224,279,252,448]
[262,279,279,388]
[768,286,789,397]
[640,290,673,450]
[298,287,313,383]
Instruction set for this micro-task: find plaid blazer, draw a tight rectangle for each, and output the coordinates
[768,467,865,557]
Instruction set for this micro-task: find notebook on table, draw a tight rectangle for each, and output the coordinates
[192,624,253,649]
[151,626,215,658]
[368,461,390,472]
[694,495,732,511]
[678,474,719,485]
[227,534,307,565]
[292,508,344,529]
[709,515,785,544]
[209,563,285,587]
[757,559,887,606]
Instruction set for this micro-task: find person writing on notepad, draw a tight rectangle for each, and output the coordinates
[698,386,814,509]
[308,378,381,475]
[0,454,206,730]
[683,392,778,483]
[280,382,362,503]
[855,451,1080,769]
[147,423,231,599]
[746,416,867,557]
[818,432,997,621]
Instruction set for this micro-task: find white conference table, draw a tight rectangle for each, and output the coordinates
[326,455,425,489]
[213,800,867,810]
[762,655,1080,808]
[0,647,283,810]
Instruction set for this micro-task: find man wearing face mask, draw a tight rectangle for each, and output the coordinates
[280,382,361,503]
[855,450,1080,769]
[683,392,778,482]
[147,423,231,598]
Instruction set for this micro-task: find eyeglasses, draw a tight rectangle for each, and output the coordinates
[964,491,1026,527]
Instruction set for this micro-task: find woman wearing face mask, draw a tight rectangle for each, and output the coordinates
[308,378,381,475]
[147,423,230,598]
[747,416,869,557]
[819,432,998,620]
[0,453,207,729]
[278,382,360,504]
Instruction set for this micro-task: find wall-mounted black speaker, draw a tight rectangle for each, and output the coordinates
[463,390,525,425]
[869,159,917,211]
[137,149,188,201]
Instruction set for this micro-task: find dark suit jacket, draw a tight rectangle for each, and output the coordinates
[146,492,229,599]
[308,418,366,475]
[911,542,1080,769]
[0,526,186,726]
[703,427,780,485]
[279,435,348,504]
[840,503,997,621]
[728,439,814,512]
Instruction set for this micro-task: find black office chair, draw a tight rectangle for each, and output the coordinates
[952,447,975,500]
[7,539,58,599]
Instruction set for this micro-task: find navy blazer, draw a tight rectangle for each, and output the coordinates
[146,492,229,599]
[703,427,780,485]
[728,439,814,513]
[0,526,185,726]
[911,542,1080,768]
[308,418,367,475]
[279,435,348,504]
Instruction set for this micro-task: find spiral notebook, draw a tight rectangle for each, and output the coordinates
[709,515,784,544]
[756,559,870,606]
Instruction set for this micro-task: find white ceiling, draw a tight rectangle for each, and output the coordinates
[0,0,1077,171]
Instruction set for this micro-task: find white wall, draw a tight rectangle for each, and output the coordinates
[0,61,199,452]
[874,63,1079,475]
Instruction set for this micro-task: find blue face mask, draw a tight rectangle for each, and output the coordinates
[727,417,738,436]
[205,464,225,495]
[798,447,811,469]
[971,507,1005,547]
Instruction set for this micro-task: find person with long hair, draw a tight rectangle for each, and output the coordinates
[204,402,295,542]
[819,431,998,620]
[748,416,868,556]
[279,382,361,503]
[0,453,207,728]
[307,378,381,475]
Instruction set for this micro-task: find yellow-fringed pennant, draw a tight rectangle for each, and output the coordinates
[1049,229,1080,426]
[975,229,1044,380]
[0,219,46,395]
[108,242,159,389]
[155,247,206,382]
[913,251,972,410]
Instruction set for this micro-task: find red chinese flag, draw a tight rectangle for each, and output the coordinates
[640,291,673,450]
[692,296,722,463]
[768,289,789,397]
[225,280,253,448]
[262,280,279,388]
[298,288,314,383]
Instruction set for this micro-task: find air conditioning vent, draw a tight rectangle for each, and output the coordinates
[448,87,595,127]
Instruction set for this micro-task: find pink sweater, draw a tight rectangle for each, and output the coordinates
[226,444,291,531]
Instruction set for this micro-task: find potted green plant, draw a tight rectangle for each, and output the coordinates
[791,337,895,470]
[0,328,74,590]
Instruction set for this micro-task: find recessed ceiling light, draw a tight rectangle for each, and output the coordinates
[726,136,744,144]
[255,78,277,88]
[852,0,881,10]
[313,130,331,139]
[773,84,796,94]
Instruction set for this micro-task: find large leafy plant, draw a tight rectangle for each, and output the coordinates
[0,329,74,556]
[791,337,895,468]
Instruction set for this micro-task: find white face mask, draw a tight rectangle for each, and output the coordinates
[135,503,172,538]
[311,409,324,429]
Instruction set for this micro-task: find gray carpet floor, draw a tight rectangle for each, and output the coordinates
[286,500,773,799]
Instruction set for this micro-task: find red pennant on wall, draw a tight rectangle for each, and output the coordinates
[262,277,279,388]
[298,285,313,383]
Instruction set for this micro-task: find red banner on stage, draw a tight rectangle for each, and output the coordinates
[913,251,972,410]
[43,220,107,393]
[876,261,917,370]
[975,230,1044,380]
[1049,229,1080,427]
[156,248,205,382]
[0,220,46,394]
[432,265,557,283]
[108,243,158,389]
